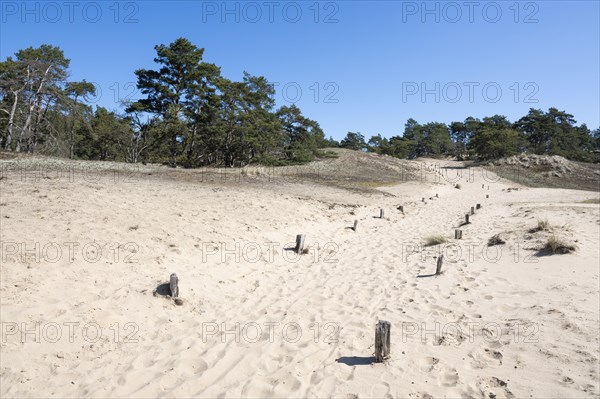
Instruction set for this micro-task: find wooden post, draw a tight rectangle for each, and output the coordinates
[169,273,179,298]
[482,184,485,189]
[455,229,462,239]
[380,208,384,219]
[470,207,475,215]
[476,204,481,210]
[435,255,444,275]
[295,234,305,254]
[353,220,358,232]
[422,197,425,202]
[465,214,470,224]
[486,194,489,199]
[375,320,391,363]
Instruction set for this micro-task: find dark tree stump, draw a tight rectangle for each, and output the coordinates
[380,208,384,219]
[436,255,444,275]
[170,273,179,298]
[465,214,470,224]
[455,229,462,239]
[398,205,404,213]
[476,204,481,210]
[353,220,358,231]
[295,234,306,254]
[375,320,391,363]
[486,194,489,199]
[470,206,475,215]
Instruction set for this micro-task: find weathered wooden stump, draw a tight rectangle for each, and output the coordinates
[295,234,306,254]
[422,197,425,202]
[398,205,404,213]
[482,184,485,189]
[486,194,489,199]
[375,320,391,363]
[380,208,385,219]
[435,255,444,275]
[465,214,470,224]
[476,204,481,210]
[353,220,358,231]
[455,229,462,239]
[470,206,475,215]
[169,273,179,298]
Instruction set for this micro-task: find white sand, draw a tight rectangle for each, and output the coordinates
[1,157,599,398]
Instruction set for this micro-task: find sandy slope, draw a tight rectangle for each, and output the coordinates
[0,157,599,398]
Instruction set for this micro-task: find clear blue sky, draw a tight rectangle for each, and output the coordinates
[1,1,599,140]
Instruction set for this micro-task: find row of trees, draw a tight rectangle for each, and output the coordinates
[0,39,333,167]
[341,109,599,162]
[1,39,598,165]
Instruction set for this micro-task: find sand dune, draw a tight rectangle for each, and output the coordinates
[1,155,599,398]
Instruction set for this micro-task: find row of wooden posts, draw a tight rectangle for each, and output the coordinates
[374,192,490,361]
[166,189,490,363]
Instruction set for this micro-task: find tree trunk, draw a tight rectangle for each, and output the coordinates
[18,64,53,153]
[4,90,19,150]
[187,123,197,164]
[29,96,44,153]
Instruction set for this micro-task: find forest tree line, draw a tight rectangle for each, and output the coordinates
[0,38,335,167]
[1,38,599,166]
[343,110,600,162]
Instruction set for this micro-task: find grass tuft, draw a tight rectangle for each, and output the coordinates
[424,234,448,246]
[542,234,576,254]
[488,234,506,246]
[529,218,550,233]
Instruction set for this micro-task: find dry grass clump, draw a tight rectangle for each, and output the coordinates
[487,234,506,246]
[542,234,576,254]
[424,234,448,246]
[529,218,550,233]
[559,223,573,232]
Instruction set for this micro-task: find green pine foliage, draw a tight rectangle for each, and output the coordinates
[0,40,598,166]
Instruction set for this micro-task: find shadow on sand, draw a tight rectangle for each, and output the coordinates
[335,356,375,366]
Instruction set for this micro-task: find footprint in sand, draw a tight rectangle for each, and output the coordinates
[477,376,515,399]
[409,393,434,399]
[467,347,504,369]
[437,366,459,387]
[419,356,440,372]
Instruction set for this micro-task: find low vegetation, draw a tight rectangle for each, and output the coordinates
[424,235,448,246]
[542,234,576,254]
[529,218,550,233]
[485,155,600,191]
[487,234,506,246]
